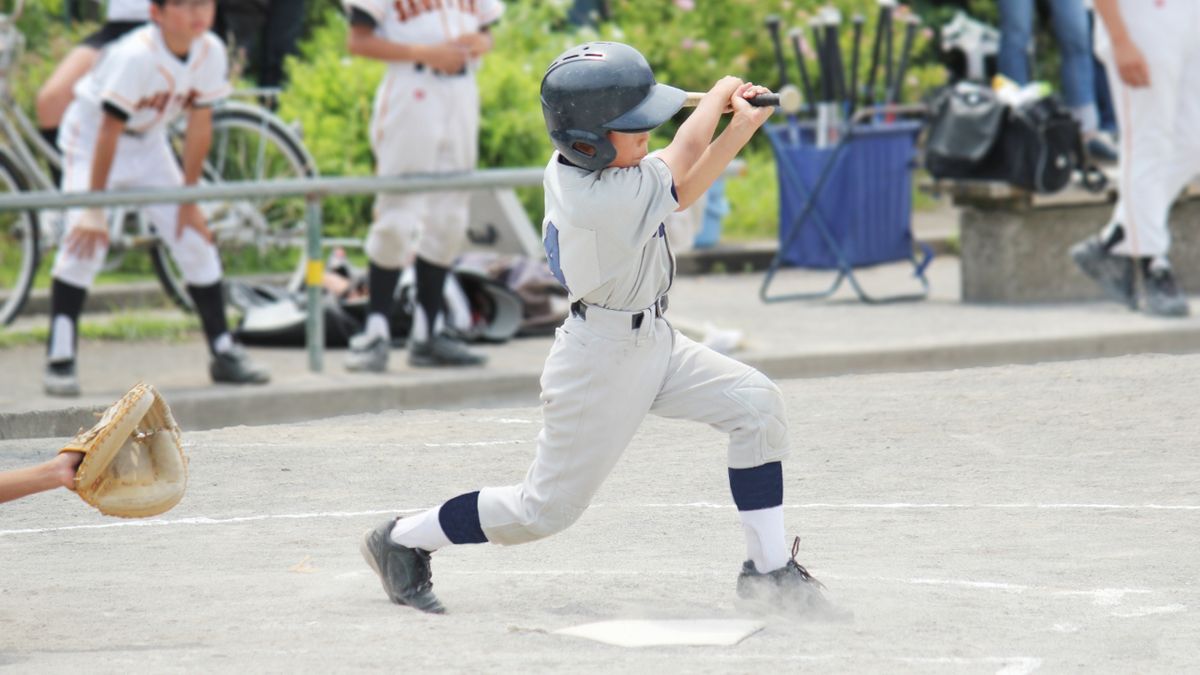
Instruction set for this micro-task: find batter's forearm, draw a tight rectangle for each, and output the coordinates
[675,117,755,209]
[1094,0,1132,46]
[88,115,123,192]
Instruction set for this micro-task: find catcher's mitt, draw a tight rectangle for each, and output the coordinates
[60,383,187,518]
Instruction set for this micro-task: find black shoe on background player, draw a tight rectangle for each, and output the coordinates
[736,537,850,619]
[1070,233,1135,309]
[210,345,270,385]
[43,359,81,397]
[408,333,486,368]
[1140,262,1190,318]
[360,518,446,613]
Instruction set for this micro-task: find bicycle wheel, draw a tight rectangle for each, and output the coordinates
[0,147,39,326]
[153,103,317,311]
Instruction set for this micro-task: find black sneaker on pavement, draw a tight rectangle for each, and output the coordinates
[344,332,390,373]
[736,537,851,619]
[1141,265,1190,318]
[1070,235,1135,309]
[408,333,487,368]
[44,360,81,397]
[360,518,445,613]
[210,345,270,385]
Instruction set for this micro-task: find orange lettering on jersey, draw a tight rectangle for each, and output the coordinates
[392,0,452,22]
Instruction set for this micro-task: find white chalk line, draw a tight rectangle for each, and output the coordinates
[4,501,1197,538]
[659,653,1043,674]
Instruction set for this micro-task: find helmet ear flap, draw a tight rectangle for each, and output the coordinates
[550,128,616,172]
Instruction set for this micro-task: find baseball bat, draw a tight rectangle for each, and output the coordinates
[822,10,845,114]
[682,90,800,112]
[764,15,790,90]
[848,13,864,116]
[887,16,920,107]
[809,18,831,104]
[788,28,816,110]
[882,3,895,106]
[863,1,887,109]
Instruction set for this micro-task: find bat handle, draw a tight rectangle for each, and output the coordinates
[749,93,780,107]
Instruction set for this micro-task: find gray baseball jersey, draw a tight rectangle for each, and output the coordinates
[542,152,679,310]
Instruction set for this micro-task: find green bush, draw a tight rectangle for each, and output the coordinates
[278,0,945,242]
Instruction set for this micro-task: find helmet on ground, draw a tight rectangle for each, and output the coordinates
[541,42,686,171]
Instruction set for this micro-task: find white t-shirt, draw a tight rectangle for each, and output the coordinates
[73,24,230,137]
[542,153,679,309]
[343,0,504,47]
[106,0,150,22]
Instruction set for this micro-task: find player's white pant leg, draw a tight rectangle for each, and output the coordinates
[364,68,438,269]
[478,312,672,545]
[650,327,790,469]
[415,77,480,267]
[133,136,223,286]
[1098,2,1188,258]
[51,128,109,289]
[1157,19,1200,211]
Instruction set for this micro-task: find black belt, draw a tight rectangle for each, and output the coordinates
[570,295,668,329]
[414,62,468,77]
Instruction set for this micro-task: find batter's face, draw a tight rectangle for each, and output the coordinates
[608,131,650,168]
[152,0,216,44]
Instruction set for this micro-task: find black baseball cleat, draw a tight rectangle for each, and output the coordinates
[210,345,271,385]
[736,537,851,619]
[360,518,446,614]
[407,333,487,368]
[1070,235,1135,309]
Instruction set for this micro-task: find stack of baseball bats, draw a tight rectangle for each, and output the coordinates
[764,0,922,145]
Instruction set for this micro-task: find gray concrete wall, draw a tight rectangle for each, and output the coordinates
[959,193,1200,303]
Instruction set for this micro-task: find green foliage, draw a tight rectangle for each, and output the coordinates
[0,311,201,349]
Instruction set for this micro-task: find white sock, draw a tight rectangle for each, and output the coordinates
[365,313,390,341]
[48,315,75,362]
[212,332,234,355]
[739,506,789,573]
[390,506,452,552]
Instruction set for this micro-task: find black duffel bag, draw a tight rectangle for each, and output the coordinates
[925,84,1104,193]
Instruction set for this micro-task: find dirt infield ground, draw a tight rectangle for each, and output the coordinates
[2,354,1197,673]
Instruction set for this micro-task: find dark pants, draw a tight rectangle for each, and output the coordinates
[215,0,305,89]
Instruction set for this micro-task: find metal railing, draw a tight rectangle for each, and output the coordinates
[0,162,743,373]
[0,168,546,372]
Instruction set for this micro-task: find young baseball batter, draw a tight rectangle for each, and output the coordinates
[360,42,838,615]
[1070,0,1193,317]
[341,0,503,371]
[43,0,270,396]
[37,0,151,174]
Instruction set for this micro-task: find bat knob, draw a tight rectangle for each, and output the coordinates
[764,14,781,28]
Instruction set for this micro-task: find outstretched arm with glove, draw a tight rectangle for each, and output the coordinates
[0,452,82,505]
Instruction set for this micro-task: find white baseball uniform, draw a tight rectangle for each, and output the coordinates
[106,0,150,22]
[475,153,790,545]
[1095,0,1200,258]
[343,0,505,269]
[52,24,230,290]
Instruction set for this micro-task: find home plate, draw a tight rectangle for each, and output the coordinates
[553,619,765,647]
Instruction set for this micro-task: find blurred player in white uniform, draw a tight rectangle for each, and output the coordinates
[359,43,843,617]
[1071,0,1196,317]
[43,0,269,396]
[37,1,152,176]
[341,0,503,370]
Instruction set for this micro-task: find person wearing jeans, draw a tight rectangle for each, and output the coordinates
[998,0,1117,161]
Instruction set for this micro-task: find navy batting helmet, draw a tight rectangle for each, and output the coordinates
[541,42,686,171]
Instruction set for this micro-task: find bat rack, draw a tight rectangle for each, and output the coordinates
[759,103,935,305]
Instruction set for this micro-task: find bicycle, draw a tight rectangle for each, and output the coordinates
[0,0,318,325]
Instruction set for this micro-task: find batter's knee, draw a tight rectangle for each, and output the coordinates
[478,486,588,546]
[725,369,790,469]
